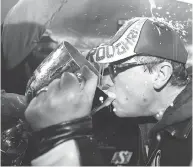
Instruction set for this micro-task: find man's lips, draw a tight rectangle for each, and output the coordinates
[92,97,115,114]
[102,90,116,99]
[92,89,116,114]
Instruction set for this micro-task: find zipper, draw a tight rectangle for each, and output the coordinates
[136,128,141,166]
[183,119,192,138]
[137,125,148,165]
[146,133,162,166]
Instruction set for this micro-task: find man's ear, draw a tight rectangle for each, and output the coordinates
[152,62,173,90]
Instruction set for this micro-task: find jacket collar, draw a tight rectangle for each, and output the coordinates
[165,118,192,139]
[149,81,192,139]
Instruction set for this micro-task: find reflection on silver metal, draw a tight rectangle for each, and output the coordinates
[36,87,48,96]
[26,41,100,105]
[25,41,81,102]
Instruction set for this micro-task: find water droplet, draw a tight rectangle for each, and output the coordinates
[166,12,170,15]
[99,96,104,102]
[155,26,161,36]
[104,25,107,27]
[96,28,98,31]
[105,19,107,21]
[171,130,176,136]
[160,42,162,44]
[124,13,127,15]
[157,6,162,10]
[95,16,98,18]
[84,13,87,16]
[113,108,116,112]
[156,134,161,141]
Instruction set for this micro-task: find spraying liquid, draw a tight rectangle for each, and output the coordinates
[148,0,156,17]
[147,0,191,43]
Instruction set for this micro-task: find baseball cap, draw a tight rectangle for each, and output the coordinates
[91,17,188,64]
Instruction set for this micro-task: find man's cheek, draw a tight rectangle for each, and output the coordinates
[115,88,129,105]
[115,76,138,103]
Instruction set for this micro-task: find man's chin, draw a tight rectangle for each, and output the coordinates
[112,102,125,117]
[114,112,125,117]
[112,107,139,118]
[112,107,126,117]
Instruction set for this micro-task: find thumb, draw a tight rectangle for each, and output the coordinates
[81,66,98,101]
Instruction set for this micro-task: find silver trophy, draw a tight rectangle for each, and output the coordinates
[25,41,99,102]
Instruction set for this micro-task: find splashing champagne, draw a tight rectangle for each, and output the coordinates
[148,0,156,17]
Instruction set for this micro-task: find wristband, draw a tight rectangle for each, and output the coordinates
[33,116,93,158]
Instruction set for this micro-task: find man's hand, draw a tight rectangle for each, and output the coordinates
[25,66,98,131]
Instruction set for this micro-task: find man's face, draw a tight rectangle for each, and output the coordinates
[101,57,155,117]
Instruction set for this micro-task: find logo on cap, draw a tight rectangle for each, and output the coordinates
[93,18,147,63]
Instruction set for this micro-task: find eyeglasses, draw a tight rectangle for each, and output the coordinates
[102,62,149,81]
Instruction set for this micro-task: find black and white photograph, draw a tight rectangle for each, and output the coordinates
[1,0,192,166]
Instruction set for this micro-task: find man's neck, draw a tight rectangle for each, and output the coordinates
[150,85,186,120]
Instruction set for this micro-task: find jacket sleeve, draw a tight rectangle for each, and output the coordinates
[31,138,104,166]
[1,90,27,131]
